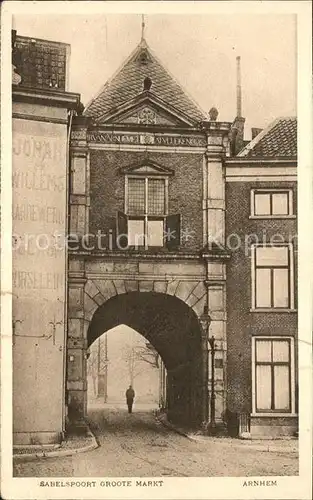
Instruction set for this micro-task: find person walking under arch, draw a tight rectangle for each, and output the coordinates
[126,385,135,413]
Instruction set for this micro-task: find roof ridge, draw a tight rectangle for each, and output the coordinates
[84,38,207,122]
[84,39,146,112]
[145,43,207,120]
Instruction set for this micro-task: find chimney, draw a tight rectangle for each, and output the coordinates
[236,56,242,118]
[230,56,245,155]
[251,127,262,140]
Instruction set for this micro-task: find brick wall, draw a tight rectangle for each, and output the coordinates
[89,150,203,251]
[225,181,298,414]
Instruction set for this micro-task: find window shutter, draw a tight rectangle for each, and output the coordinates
[165,214,180,250]
[105,217,117,251]
[116,211,128,250]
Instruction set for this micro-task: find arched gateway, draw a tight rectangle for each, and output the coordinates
[88,291,204,425]
[66,274,212,428]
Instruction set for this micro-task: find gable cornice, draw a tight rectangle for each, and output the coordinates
[119,159,174,176]
[96,90,197,127]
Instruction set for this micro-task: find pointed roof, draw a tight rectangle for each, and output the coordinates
[238,117,297,158]
[84,39,207,123]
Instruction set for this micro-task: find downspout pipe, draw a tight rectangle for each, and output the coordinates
[62,109,74,437]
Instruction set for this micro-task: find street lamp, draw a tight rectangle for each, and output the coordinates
[199,305,211,430]
[208,335,216,434]
[200,305,216,435]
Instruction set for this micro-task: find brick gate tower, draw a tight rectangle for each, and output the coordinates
[67,30,231,429]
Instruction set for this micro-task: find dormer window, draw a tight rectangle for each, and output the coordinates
[138,51,148,65]
[135,47,152,66]
[117,161,180,250]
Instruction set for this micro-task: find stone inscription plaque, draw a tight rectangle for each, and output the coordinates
[86,130,207,147]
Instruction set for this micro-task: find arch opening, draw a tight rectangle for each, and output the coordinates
[87,325,162,411]
[86,292,204,426]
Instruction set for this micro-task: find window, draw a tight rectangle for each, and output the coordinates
[252,337,295,414]
[116,173,180,250]
[127,177,165,247]
[251,245,294,310]
[250,189,294,218]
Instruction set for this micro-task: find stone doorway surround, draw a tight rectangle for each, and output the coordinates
[66,255,227,429]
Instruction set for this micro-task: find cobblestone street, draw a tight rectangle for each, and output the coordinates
[14,406,298,477]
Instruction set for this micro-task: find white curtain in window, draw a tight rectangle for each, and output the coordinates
[256,340,272,362]
[273,268,289,307]
[256,268,271,307]
[256,365,272,410]
[256,246,288,267]
[128,219,144,246]
[272,193,288,215]
[274,365,290,410]
[272,340,289,362]
[255,193,271,215]
[147,220,164,247]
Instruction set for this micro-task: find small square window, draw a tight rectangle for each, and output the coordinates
[251,189,293,218]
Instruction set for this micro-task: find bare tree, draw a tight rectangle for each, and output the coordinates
[122,340,159,386]
[122,344,142,386]
[87,336,109,397]
[135,342,159,368]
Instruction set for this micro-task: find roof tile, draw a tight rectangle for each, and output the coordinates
[239,117,297,158]
[84,40,206,123]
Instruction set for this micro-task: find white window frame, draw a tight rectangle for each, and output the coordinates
[251,243,295,312]
[251,336,296,416]
[125,174,169,249]
[250,188,295,219]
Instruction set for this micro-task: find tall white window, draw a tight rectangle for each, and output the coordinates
[127,177,166,247]
[250,189,294,218]
[251,245,294,310]
[117,162,180,251]
[252,337,295,414]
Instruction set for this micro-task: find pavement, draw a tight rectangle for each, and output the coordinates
[14,405,298,477]
[13,425,98,462]
[155,410,299,454]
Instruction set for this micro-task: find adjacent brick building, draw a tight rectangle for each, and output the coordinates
[225,118,297,438]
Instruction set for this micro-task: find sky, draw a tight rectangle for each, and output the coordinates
[13,13,297,139]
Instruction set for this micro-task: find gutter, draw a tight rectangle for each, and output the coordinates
[62,109,74,437]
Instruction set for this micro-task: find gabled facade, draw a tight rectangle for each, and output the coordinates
[67,36,232,429]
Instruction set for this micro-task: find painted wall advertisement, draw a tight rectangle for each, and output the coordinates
[12,118,67,441]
